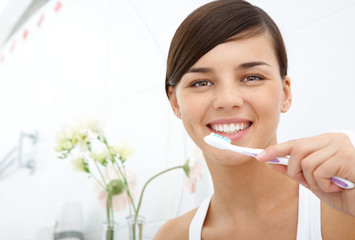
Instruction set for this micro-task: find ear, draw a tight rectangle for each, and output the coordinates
[281,76,292,113]
[168,86,181,118]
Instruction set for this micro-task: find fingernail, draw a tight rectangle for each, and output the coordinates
[256,151,266,160]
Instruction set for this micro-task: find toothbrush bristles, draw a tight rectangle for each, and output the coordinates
[213,133,232,143]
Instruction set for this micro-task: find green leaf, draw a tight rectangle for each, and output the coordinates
[102,158,108,167]
[87,142,92,151]
[83,161,90,173]
[95,156,108,167]
[183,159,190,177]
[58,152,68,159]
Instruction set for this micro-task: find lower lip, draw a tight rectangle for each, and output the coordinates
[208,124,251,141]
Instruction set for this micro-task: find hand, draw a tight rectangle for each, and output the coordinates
[256,132,355,216]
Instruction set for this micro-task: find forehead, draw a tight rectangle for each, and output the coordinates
[191,32,278,69]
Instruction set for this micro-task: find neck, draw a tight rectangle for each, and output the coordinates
[206,157,299,217]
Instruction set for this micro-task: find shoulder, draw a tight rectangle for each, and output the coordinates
[153,207,198,240]
[321,201,355,239]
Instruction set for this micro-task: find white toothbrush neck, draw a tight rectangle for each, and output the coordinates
[227,144,263,156]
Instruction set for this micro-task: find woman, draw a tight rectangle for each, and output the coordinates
[155,0,355,239]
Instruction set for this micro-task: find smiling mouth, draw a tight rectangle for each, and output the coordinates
[207,121,252,134]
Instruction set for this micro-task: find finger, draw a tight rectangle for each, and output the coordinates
[256,140,294,162]
[257,135,330,163]
[313,142,355,191]
[300,145,336,190]
[257,139,308,185]
[258,135,333,189]
[313,156,344,193]
[258,136,329,184]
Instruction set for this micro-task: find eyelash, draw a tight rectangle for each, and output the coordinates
[241,74,265,82]
[190,73,265,87]
[190,79,213,87]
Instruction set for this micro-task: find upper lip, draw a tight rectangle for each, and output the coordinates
[207,117,252,125]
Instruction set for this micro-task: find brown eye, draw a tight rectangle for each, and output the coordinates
[241,75,263,82]
[192,80,213,87]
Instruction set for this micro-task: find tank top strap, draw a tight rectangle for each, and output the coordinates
[296,185,322,240]
[189,195,212,240]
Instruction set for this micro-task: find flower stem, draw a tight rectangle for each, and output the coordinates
[83,155,106,189]
[106,194,111,225]
[105,194,116,240]
[94,159,107,186]
[135,166,183,219]
[90,173,106,190]
[114,161,137,213]
[102,138,137,213]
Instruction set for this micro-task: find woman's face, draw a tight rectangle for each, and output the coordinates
[168,32,291,165]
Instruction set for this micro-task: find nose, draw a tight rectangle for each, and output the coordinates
[212,81,244,110]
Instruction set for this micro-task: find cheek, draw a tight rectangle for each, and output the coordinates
[262,94,282,116]
[177,89,207,116]
[255,83,283,111]
[263,87,283,129]
[250,85,283,126]
[177,92,207,132]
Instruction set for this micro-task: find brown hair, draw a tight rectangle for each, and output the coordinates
[165,0,287,98]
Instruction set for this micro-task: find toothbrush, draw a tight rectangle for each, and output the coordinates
[204,133,355,189]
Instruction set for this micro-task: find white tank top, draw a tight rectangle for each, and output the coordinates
[189,185,322,240]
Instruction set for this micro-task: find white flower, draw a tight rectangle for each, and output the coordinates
[71,124,91,152]
[94,166,137,211]
[90,149,110,165]
[71,157,88,173]
[112,142,134,162]
[74,126,89,142]
[183,146,204,194]
[54,125,75,152]
[109,144,121,156]
[62,141,73,150]
[78,116,104,137]
[74,128,89,151]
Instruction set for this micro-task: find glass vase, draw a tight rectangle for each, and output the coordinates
[127,215,145,240]
[102,222,119,240]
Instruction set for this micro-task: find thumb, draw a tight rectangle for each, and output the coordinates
[255,142,292,178]
[256,141,293,163]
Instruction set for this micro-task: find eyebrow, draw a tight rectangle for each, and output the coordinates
[186,61,271,74]
[235,61,271,70]
[186,67,212,74]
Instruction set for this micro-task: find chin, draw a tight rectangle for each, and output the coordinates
[206,148,254,166]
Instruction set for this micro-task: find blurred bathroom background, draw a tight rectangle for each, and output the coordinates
[0,0,354,239]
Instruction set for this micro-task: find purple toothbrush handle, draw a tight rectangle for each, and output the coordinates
[331,176,354,189]
[267,157,354,189]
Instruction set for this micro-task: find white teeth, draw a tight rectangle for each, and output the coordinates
[211,122,250,134]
